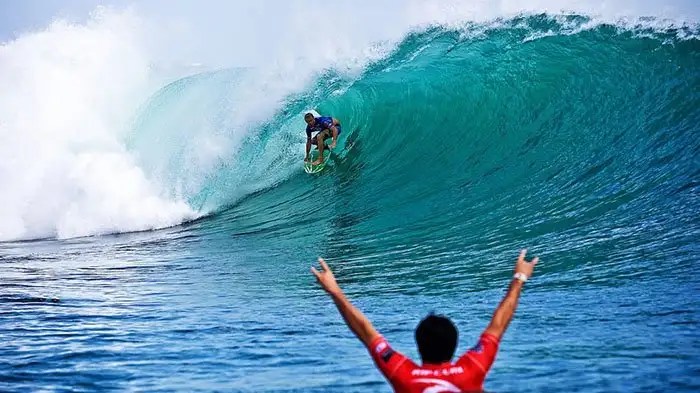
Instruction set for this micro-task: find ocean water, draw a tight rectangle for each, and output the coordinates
[1,5,699,393]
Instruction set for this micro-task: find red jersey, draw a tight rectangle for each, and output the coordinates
[369,333,500,393]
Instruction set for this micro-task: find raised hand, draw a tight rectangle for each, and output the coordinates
[311,258,342,295]
[514,249,539,279]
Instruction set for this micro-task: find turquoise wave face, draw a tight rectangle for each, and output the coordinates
[132,17,700,225]
[124,14,700,278]
[167,16,698,275]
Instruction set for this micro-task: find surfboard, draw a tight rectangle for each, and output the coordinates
[304,148,330,174]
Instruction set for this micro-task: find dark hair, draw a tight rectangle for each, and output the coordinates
[415,314,458,364]
[304,112,314,119]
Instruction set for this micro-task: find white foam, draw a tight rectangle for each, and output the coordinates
[0,9,195,241]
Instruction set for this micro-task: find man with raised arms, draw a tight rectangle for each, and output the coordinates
[311,250,539,392]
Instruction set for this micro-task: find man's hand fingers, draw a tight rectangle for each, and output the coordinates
[531,257,539,266]
[311,267,321,280]
[519,249,527,262]
[319,257,330,272]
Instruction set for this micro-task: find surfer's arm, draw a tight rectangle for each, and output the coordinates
[305,130,312,160]
[329,126,339,145]
[328,119,340,147]
[311,258,380,348]
[484,250,538,340]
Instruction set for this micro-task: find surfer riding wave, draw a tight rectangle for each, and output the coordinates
[304,112,341,165]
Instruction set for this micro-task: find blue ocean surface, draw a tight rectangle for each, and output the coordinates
[1,12,699,393]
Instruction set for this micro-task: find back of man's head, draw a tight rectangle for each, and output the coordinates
[415,314,458,364]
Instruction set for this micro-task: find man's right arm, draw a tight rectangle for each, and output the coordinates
[484,249,539,339]
[311,258,380,348]
[305,130,312,160]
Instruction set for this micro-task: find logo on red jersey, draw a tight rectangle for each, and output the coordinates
[375,342,387,353]
[413,378,461,393]
[381,348,395,363]
[470,342,483,353]
[374,340,395,363]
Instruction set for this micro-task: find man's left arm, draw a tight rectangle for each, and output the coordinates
[328,118,340,148]
[312,258,380,348]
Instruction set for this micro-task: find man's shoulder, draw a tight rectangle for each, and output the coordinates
[455,333,500,374]
[369,337,415,377]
